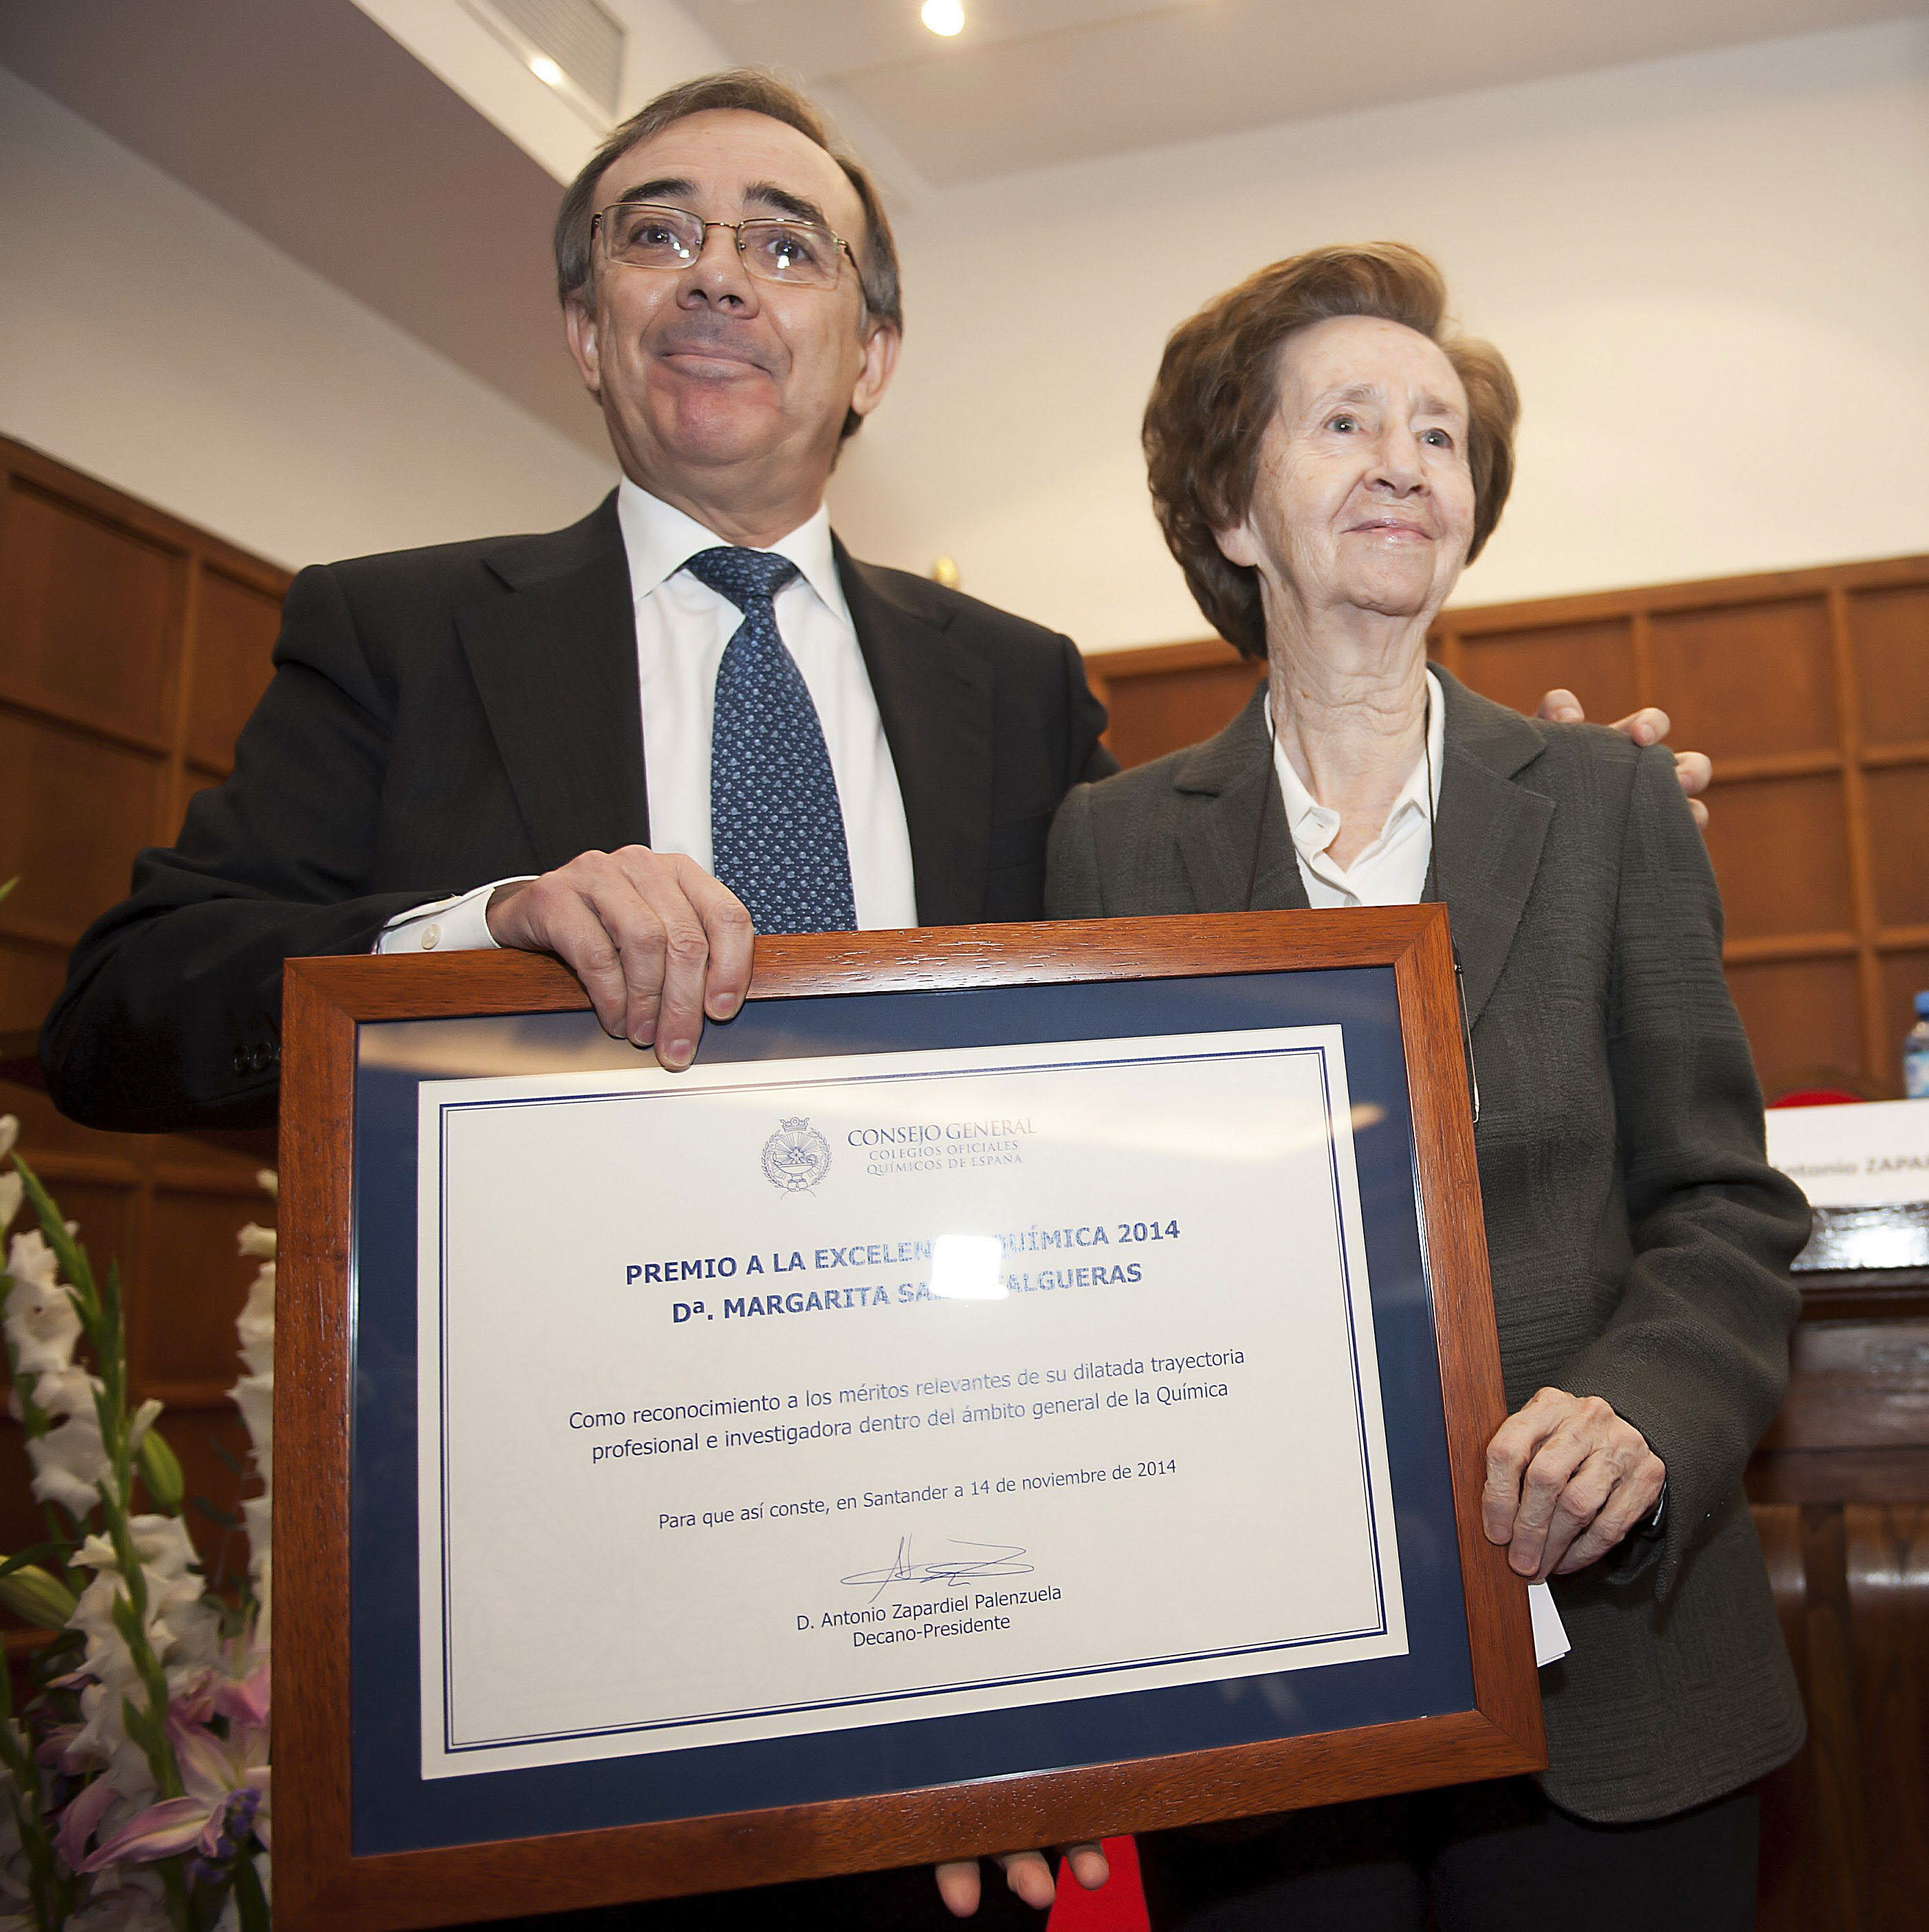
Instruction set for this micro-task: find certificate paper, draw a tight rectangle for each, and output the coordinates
[417,1025,1406,1781]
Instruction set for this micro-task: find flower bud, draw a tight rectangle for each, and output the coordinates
[0,1560,76,1630]
[137,1425,186,1513]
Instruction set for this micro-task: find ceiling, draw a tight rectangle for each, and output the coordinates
[4,0,1920,467]
[691,0,1929,186]
[0,0,607,458]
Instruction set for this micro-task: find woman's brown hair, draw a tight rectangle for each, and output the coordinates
[1143,242,1519,658]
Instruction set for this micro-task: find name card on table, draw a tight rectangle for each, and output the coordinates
[1765,1098,1929,1272]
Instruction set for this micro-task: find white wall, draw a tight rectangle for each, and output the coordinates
[828,21,1929,650]
[0,67,613,572]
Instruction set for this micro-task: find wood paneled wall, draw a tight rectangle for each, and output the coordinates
[0,435,288,1035]
[1749,1280,1929,1932]
[5,443,1924,1918]
[0,434,286,1574]
[1085,553,1929,1097]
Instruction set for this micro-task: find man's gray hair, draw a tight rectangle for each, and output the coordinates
[554,72,903,438]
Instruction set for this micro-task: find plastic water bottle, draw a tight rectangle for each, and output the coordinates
[1907,992,1929,1100]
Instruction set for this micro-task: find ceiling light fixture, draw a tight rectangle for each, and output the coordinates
[528,53,565,87]
[921,0,965,37]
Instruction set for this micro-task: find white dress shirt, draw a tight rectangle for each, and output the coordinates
[380,480,917,953]
[1269,669,1446,909]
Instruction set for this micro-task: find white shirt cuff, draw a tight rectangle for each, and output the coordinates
[375,878,530,954]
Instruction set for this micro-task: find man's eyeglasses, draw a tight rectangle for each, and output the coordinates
[592,202,855,291]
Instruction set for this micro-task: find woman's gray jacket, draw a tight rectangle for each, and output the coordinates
[1044,666,1809,1823]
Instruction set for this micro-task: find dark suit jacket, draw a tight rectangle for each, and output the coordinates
[1046,670,1809,1823]
[41,493,1112,1132]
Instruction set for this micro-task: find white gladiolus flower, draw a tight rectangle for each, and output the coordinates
[25,1365,111,1515]
[236,1261,274,1379]
[234,1175,275,1643]
[255,1168,277,1201]
[3,1249,82,1377]
[74,1515,207,1629]
[34,1364,104,1423]
[241,1494,272,1577]
[232,1373,272,1484]
[25,1423,108,1518]
[5,1228,58,1291]
[3,1137,276,1923]
[129,1513,199,1588]
[163,1592,223,1683]
[69,1517,214,1754]
[67,1678,157,1794]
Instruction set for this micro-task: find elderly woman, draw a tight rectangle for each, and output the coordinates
[1032,244,1809,1929]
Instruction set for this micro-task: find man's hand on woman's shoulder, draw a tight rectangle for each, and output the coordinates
[1535,689,1712,831]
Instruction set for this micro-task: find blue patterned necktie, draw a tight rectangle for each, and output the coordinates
[687,545,857,934]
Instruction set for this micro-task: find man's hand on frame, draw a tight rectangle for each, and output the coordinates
[1536,690,1712,831]
[485,848,754,1070]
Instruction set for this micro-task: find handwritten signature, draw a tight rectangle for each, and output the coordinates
[840,1536,1034,1603]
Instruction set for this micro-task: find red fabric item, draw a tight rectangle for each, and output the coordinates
[1766,1089,1864,1108]
[1047,1838,1147,1932]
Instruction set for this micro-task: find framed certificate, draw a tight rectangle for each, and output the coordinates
[276,911,1543,1930]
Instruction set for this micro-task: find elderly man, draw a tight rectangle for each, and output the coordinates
[40,66,1710,1932]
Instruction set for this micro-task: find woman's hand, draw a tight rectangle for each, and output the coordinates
[1482,1387,1666,1579]
[1536,691,1712,831]
[934,1843,1110,1918]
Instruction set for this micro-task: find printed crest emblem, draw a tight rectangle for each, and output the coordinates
[762,1116,831,1193]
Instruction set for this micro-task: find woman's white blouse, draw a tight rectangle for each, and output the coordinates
[1268,667,1446,909]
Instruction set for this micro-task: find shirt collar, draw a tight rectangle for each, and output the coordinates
[615,476,851,626]
[1269,667,1446,862]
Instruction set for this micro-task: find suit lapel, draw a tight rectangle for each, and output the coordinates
[1169,671,1548,1021]
[458,493,651,873]
[1431,667,1553,1028]
[1174,685,1311,913]
[837,542,993,926]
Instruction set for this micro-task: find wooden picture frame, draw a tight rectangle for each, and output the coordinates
[276,909,1543,1930]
